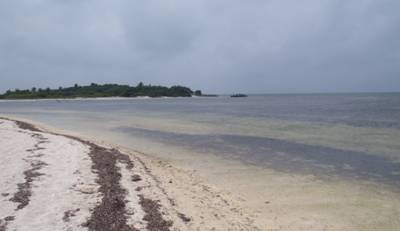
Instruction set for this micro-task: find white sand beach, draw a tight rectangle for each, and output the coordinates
[0,117,258,231]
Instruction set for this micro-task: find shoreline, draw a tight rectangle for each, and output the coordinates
[2,116,400,230]
[0,116,257,230]
[0,117,175,231]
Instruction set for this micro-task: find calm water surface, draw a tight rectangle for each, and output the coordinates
[1,93,400,186]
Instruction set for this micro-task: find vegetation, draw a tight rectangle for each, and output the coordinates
[0,83,198,99]
[194,90,202,96]
[230,93,248,98]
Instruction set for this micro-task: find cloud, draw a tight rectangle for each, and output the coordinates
[0,0,399,93]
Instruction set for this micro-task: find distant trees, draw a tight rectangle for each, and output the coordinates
[194,90,202,96]
[0,83,197,99]
[168,86,193,97]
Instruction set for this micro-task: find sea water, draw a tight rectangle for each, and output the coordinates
[1,93,400,186]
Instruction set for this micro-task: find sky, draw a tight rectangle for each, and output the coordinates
[0,0,399,94]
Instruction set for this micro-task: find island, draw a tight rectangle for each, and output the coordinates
[0,83,203,99]
[230,93,248,98]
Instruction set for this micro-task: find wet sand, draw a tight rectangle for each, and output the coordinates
[112,134,400,230]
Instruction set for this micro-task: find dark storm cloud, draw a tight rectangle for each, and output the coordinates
[0,0,399,93]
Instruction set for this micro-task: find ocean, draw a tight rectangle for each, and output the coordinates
[1,93,400,186]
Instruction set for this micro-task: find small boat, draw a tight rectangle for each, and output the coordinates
[230,94,248,98]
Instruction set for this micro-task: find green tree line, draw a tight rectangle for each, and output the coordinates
[0,83,197,99]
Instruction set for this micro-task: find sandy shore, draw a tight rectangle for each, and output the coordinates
[0,117,257,231]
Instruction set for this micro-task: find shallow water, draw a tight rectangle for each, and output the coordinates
[1,93,400,186]
[116,127,400,186]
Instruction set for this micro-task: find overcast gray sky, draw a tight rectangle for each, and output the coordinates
[0,0,399,94]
